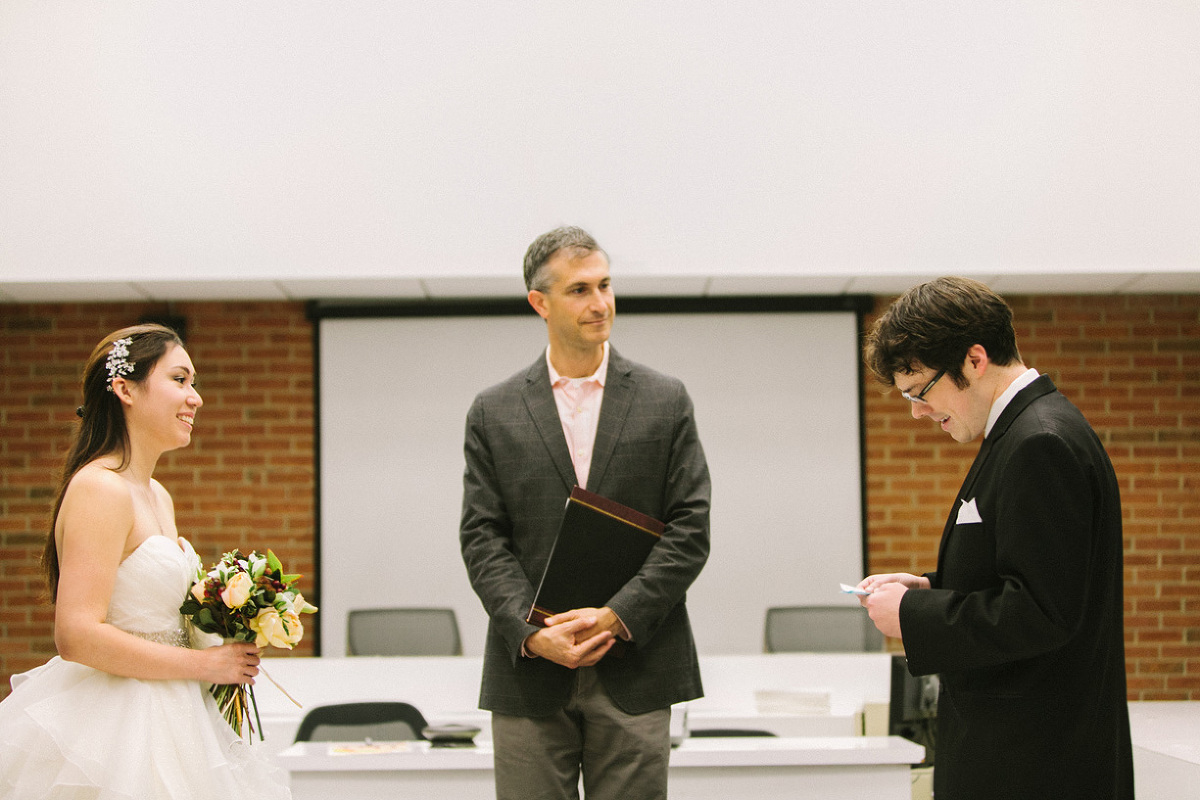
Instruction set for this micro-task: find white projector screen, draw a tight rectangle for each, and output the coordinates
[316,301,867,657]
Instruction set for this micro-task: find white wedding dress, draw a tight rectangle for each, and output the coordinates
[0,536,291,799]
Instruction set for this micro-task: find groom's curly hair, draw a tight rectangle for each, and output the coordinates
[864,276,1021,390]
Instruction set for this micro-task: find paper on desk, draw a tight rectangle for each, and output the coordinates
[839,583,871,595]
[329,741,415,755]
[755,689,832,715]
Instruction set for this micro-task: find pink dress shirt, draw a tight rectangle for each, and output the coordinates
[546,342,609,490]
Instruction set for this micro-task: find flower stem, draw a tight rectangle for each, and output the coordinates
[249,684,264,742]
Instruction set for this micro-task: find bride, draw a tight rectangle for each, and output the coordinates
[0,324,290,799]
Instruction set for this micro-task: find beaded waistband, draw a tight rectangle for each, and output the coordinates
[129,627,190,649]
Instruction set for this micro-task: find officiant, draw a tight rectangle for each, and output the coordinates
[459,225,712,800]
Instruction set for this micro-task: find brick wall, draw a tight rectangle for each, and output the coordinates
[1,302,315,701]
[2,294,1197,701]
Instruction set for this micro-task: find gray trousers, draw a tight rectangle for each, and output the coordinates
[491,667,672,800]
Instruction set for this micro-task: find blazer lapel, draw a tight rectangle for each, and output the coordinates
[520,355,578,492]
[586,348,635,493]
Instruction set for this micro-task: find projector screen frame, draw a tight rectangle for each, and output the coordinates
[307,294,874,656]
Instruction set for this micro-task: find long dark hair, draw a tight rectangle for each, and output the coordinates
[42,324,185,601]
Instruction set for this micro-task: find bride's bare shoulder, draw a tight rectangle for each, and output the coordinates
[63,459,132,506]
[55,459,138,557]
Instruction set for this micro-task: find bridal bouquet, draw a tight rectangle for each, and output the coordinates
[180,549,317,740]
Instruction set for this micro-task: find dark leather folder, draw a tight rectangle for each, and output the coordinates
[526,486,664,627]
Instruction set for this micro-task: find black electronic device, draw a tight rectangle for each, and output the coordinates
[888,654,938,765]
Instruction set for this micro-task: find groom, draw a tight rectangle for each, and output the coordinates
[858,277,1133,800]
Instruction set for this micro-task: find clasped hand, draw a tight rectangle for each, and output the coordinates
[855,573,931,640]
[525,607,620,669]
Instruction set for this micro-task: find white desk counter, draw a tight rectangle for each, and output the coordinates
[278,735,925,800]
[253,655,486,758]
[252,653,893,756]
[1128,701,1200,799]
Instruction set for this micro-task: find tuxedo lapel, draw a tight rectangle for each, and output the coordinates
[936,424,999,572]
[955,375,1058,508]
[520,357,578,491]
[936,375,1059,561]
[586,348,635,493]
[954,437,995,516]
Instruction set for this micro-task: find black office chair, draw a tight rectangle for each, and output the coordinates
[764,605,885,653]
[347,607,462,656]
[293,701,430,742]
[690,728,777,737]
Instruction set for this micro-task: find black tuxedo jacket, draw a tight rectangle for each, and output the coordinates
[900,375,1134,799]
[460,347,711,716]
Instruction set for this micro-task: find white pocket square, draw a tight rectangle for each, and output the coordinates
[956,498,983,525]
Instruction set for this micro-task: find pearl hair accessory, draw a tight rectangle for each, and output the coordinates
[105,337,136,391]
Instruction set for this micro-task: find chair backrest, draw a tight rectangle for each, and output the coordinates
[347,607,462,656]
[294,701,429,742]
[763,605,885,653]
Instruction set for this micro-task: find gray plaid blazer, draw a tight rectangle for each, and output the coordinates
[460,347,711,716]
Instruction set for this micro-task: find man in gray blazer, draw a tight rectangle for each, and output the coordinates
[460,226,711,800]
[858,277,1133,799]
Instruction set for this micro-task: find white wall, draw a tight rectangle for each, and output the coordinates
[2,2,1197,290]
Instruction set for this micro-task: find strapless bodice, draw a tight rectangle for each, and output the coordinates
[106,535,198,644]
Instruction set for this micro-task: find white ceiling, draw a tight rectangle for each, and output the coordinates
[3,4,1197,305]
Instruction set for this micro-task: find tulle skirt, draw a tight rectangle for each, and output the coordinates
[0,657,290,800]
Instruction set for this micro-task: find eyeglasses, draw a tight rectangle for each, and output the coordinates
[900,369,946,404]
